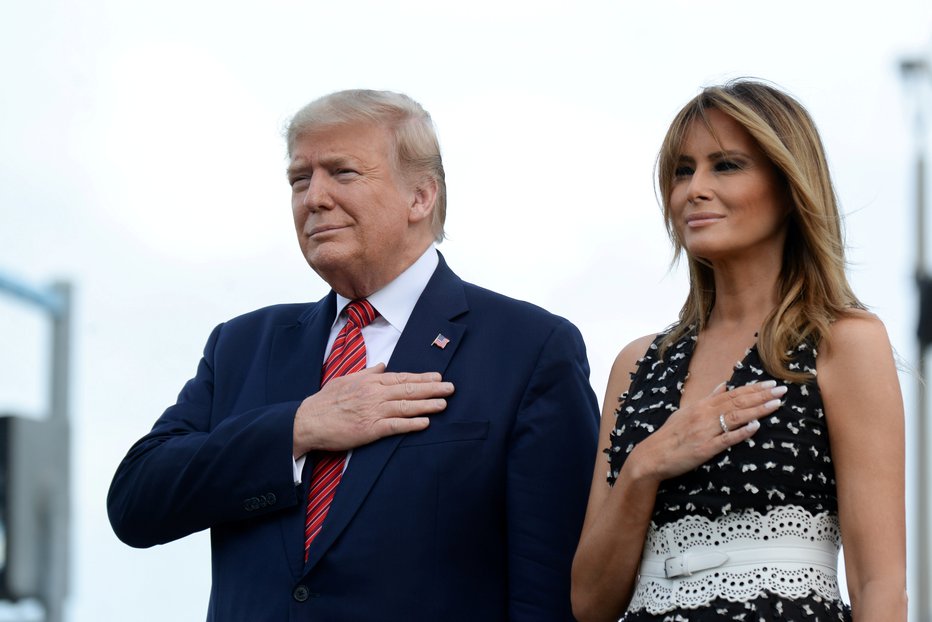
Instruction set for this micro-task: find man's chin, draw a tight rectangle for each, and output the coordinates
[306,249,366,292]
[305,242,347,266]
[306,253,344,278]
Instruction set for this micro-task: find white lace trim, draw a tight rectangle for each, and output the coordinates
[628,505,842,614]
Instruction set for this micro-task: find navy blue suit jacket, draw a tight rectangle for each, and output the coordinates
[108,255,600,621]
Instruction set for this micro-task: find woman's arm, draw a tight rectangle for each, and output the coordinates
[571,335,659,622]
[571,335,785,622]
[819,312,907,621]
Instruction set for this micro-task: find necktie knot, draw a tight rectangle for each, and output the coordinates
[344,299,378,329]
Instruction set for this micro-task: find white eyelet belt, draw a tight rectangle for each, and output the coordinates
[639,542,838,579]
[627,506,843,615]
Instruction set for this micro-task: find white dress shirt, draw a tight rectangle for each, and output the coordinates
[293,246,439,482]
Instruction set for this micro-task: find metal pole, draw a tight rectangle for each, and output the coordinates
[902,54,931,622]
[917,152,930,622]
[44,281,70,622]
[49,281,70,422]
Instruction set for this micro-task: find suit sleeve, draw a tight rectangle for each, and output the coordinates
[107,323,303,548]
[506,319,600,621]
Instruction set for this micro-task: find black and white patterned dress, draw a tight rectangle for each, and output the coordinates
[606,328,852,621]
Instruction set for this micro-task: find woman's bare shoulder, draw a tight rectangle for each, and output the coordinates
[605,333,660,391]
[821,309,891,361]
[600,333,659,417]
[613,333,660,373]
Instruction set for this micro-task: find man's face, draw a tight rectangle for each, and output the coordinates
[288,123,427,297]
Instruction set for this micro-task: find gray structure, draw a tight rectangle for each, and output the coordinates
[0,274,71,622]
[901,53,931,622]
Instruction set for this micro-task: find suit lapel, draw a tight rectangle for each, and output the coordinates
[304,255,469,573]
[267,293,337,578]
[267,293,337,404]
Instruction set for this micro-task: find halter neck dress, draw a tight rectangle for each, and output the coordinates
[606,328,852,621]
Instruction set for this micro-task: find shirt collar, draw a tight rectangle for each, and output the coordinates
[333,246,439,332]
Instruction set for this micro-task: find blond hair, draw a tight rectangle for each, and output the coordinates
[656,80,863,382]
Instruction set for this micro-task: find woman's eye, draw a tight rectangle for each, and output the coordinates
[715,160,742,172]
[674,165,694,178]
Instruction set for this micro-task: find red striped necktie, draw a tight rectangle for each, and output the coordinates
[304,299,378,561]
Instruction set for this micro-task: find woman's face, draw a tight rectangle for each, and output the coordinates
[669,108,790,265]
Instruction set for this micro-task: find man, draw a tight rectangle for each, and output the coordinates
[108,90,600,621]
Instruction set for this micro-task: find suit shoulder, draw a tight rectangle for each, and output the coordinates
[461,281,572,330]
[220,301,322,333]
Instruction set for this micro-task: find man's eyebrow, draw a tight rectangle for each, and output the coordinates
[286,154,356,177]
[286,156,312,177]
[319,154,356,168]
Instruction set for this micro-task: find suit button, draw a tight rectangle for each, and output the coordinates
[243,497,259,511]
[293,585,310,602]
[266,492,277,505]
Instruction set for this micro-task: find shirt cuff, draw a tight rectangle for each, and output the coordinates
[293,455,306,485]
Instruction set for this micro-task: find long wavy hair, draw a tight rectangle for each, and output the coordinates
[656,80,864,382]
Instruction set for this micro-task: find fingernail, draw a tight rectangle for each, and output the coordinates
[771,385,788,397]
[760,380,777,389]
[745,419,761,432]
[764,398,782,410]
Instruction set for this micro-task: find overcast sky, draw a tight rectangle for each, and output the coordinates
[2,1,932,620]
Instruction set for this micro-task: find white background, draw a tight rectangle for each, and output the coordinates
[1,1,931,620]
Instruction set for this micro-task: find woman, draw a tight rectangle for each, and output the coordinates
[572,81,906,621]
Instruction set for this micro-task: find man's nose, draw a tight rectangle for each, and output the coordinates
[303,175,334,211]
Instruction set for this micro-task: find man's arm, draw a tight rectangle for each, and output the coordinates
[506,319,600,621]
[107,323,302,548]
[108,321,454,548]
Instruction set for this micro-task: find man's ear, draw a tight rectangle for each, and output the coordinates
[408,177,438,225]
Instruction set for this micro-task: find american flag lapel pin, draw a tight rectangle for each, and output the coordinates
[431,333,450,349]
